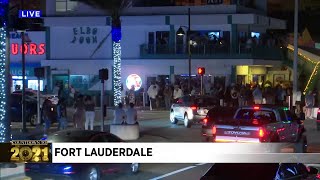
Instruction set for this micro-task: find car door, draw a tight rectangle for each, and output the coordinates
[277,109,292,142]
[172,98,183,119]
[283,110,301,142]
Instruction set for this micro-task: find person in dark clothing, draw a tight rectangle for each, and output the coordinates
[73,95,85,129]
[84,95,95,130]
[57,98,67,130]
[42,99,53,136]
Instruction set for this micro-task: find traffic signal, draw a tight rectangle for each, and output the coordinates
[34,67,45,78]
[99,68,108,80]
[198,67,205,76]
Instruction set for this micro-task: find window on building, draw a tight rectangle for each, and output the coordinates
[56,0,78,12]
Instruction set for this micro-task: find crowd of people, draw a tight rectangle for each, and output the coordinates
[41,94,96,136]
[122,79,318,120]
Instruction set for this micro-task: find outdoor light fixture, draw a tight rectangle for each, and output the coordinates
[176,27,185,36]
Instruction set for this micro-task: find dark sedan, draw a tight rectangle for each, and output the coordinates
[25,129,139,180]
[201,163,319,180]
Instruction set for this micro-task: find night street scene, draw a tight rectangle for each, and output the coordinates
[1,0,320,179]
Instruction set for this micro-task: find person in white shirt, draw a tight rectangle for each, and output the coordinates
[147,84,158,110]
[113,103,126,124]
[126,103,138,125]
[173,85,183,101]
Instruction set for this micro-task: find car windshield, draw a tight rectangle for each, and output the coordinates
[232,109,276,126]
[207,107,237,123]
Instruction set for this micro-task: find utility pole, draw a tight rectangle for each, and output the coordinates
[293,0,299,102]
[21,30,27,132]
[187,8,191,93]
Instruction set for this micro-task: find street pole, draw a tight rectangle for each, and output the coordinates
[21,30,27,132]
[293,0,299,96]
[100,80,104,131]
[37,77,41,124]
[200,75,203,95]
[187,8,191,93]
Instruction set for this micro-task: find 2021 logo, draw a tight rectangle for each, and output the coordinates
[10,145,49,162]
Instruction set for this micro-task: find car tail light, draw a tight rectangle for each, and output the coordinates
[318,109,320,113]
[316,173,320,179]
[203,118,208,125]
[252,119,259,125]
[253,106,260,110]
[259,128,265,138]
[191,106,197,110]
[212,126,217,134]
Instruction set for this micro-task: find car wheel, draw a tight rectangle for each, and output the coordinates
[29,114,38,126]
[170,111,178,124]
[184,114,191,128]
[82,166,100,180]
[131,163,139,173]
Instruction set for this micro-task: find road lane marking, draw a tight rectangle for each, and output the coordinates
[149,163,207,180]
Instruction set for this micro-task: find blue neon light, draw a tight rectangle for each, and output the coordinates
[0,0,8,26]
[63,166,72,171]
[112,27,122,42]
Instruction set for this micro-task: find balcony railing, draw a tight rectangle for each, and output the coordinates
[140,44,285,60]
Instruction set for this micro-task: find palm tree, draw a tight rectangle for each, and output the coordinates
[73,0,131,106]
[0,0,10,142]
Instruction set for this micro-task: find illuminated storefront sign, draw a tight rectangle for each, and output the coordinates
[126,74,142,91]
[11,43,45,55]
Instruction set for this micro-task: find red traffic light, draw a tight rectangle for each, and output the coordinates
[198,67,205,75]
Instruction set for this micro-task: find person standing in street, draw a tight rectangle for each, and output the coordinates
[126,103,138,125]
[84,95,95,130]
[163,85,173,110]
[305,91,315,119]
[113,103,126,124]
[252,85,263,104]
[42,99,53,136]
[73,95,85,129]
[147,84,158,110]
[57,98,67,130]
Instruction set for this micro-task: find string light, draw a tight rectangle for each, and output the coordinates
[0,0,9,142]
[303,62,320,94]
[113,42,122,106]
[287,46,320,94]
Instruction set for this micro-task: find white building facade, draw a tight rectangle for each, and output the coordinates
[41,1,288,101]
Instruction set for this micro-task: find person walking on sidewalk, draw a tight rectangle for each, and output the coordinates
[84,95,95,130]
[126,103,138,125]
[113,103,126,124]
[57,98,67,130]
[73,95,85,129]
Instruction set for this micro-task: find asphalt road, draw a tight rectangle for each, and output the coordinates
[8,110,320,180]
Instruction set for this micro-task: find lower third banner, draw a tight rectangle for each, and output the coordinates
[51,143,320,163]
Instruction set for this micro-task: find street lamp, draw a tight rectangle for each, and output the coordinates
[176,8,191,93]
